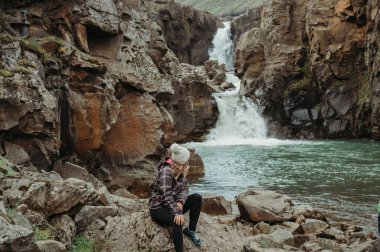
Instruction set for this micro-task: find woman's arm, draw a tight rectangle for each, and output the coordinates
[159,167,182,216]
[176,179,189,205]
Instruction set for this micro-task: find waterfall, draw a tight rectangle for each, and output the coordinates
[206,22,267,145]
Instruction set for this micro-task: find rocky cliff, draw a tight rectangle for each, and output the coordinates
[233,0,380,140]
[0,0,220,196]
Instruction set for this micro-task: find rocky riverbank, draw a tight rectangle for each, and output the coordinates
[1,156,379,252]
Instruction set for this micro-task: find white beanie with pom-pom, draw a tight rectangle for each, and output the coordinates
[170,143,190,165]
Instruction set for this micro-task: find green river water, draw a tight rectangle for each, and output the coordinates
[186,140,380,231]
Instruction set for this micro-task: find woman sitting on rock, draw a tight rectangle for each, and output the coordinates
[149,143,202,252]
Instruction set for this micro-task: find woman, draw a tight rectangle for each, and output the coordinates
[150,143,202,252]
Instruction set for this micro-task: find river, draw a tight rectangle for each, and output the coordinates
[186,21,380,232]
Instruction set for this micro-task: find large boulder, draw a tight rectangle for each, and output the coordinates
[237,191,293,223]
[2,173,99,217]
[74,205,118,232]
[85,210,252,252]
[201,194,232,216]
[0,225,38,252]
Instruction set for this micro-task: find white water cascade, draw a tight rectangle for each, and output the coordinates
[207,22,267,145]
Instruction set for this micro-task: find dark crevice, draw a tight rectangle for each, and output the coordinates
[58,88,74,157]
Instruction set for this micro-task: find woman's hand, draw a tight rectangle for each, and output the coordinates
[174,215,184,225]
[177,202,183,211]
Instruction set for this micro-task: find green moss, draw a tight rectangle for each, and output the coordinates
[71,234,97,252]
[300,61,312,81]
[34,227,54,241]
[0,158,16,177]
[0,69,14,77]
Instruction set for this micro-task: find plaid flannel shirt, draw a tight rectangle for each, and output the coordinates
[149,159,189,216]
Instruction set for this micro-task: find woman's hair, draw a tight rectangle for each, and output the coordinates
[171,162,189,178]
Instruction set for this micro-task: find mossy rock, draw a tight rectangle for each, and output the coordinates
[0,69,14,78]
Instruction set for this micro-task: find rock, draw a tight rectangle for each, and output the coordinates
[74,205,118,232]
[112,189,138,199]
[85,211,251,251]
[111,195,147,215]
[297,219,330,235]
[292,205,327,222]
[53,161,103,189]
[253,222,272,235]
[252,228,295,248]
[237,191,293,222]
[3,142,30,165]
[220,82,236,91]
[188,149,205,177]
[50,215,76,249]
[36,240,67,252]
[148,1,220,65]
[0,225,38,252]
[300,242,323,252]
[12,213,33,231]
[201,194,232,216]
[2,174,99,217]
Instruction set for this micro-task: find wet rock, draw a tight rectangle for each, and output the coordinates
[201,194,232,216]
[74,205,118,232]
[237,190,293,223]
[220,82,236,91]
[292,205,327,221]
[50,215,76,250]
[36,240,67,252]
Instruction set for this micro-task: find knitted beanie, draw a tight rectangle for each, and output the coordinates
[170,143,190,165]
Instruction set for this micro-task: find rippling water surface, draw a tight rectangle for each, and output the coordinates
[186,140,380,230]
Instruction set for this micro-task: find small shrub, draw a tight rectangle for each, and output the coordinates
[71,234,97,252]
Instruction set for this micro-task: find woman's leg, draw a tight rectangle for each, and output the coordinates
[183,193,202,231]
[150,207,183,252]
[378,213,380,235]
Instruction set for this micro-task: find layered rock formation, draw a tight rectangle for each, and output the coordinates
[233,0,380,139]
[0,0,219,195]
[146,0,221,66]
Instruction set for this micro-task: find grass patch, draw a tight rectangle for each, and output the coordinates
[34,227,54,241]
[0,158,16,177]
[71,234,97,252]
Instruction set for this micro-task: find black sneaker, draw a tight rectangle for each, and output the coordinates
[183,227,202,247]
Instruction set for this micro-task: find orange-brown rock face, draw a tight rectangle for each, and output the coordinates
[234,0,379,139]
[0,0,217,195]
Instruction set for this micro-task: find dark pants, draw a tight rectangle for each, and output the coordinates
[378,213,380,235]
[150,193,202,252]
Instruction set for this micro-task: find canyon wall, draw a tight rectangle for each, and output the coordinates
[0,0,219,196]
[233,0,380,139]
